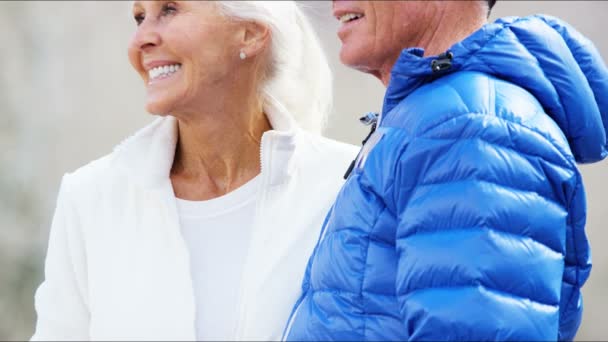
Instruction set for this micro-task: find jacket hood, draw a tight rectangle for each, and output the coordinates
[384,15,608,164]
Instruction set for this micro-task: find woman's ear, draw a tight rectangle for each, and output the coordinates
[239,21,270,59]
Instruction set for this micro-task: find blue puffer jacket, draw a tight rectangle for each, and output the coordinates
[285,15,608,341]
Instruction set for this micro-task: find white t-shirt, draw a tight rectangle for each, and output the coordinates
[176,176,261,341]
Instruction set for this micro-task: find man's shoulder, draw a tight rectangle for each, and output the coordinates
[379,71,574,169]
[384,71,561,139]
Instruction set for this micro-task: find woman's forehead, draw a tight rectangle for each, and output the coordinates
[130,1,161,10]
[130,1,215,12]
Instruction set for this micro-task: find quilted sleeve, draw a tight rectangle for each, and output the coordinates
[31,175,90,341]
[392,111,581,341]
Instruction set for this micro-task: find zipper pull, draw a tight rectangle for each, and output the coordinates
[344,112,380,180]
[343,160,356,180]
[359,112,379,126]
[431,51,453,73]
[360,112,379,145]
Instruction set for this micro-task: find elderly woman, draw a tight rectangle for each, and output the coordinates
[31,1,356,340]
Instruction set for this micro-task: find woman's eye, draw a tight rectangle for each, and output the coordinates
[161,3,178,16]
[134,13,145,26]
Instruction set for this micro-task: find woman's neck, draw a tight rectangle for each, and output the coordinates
[170,96,272,201]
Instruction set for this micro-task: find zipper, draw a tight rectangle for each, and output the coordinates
[232,132,272,340]
[284,112,380,339]
[161,182,198,339]
[259,131,268,176]
[281,292,305,341]
[281,205,336,340]
[344,112,380,179]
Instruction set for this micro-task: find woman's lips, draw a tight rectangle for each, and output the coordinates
[147,63,181,85]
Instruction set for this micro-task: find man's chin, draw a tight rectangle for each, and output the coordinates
[340,46,367,70]
[340,48,381,77]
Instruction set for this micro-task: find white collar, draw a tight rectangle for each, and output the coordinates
[113,98,301,190]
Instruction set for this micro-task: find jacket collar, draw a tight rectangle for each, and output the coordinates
[382,19,510,116]
[113,97,301,190]
[382,15,608,163]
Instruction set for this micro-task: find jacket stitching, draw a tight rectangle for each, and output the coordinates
[396,225,564,263]
[509,24,571,141]
[429,132,571,170]
[409,112,578,200]
[321,227,396,249]
[458,17,569,144]
[313,287,397,299]
[383,107,572,169]
[410,112,575,168]
[538,16,608,155]
[559,170,583,331]
[360,205,388,339]
[388,103,578,332]
[398,284,559,308]
[409,171,567,209]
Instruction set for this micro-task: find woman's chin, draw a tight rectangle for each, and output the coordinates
[145,99,174,116]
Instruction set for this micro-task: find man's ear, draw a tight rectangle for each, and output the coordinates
[239,21,271,58]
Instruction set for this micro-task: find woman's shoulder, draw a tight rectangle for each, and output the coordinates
[295,131,359,180]
[58,150,125,205]
[53,152,122,223]
[62,117,175,196]
[299,130,359,158]
[64,152,116,183]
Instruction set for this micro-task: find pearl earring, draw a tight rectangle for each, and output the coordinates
[239,51,247,60]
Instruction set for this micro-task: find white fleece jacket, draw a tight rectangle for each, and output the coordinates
[31,100,358,341]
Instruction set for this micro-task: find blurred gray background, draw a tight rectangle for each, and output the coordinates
[1,1,606,340]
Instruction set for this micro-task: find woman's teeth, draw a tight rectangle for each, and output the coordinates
[339,13,364,23]
[148,64,181,81]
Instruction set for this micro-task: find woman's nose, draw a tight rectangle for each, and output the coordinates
[131,21,161,52]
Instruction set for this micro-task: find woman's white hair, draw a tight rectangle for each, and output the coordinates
[217,1,332,134]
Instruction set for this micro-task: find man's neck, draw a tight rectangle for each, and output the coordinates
[379,2,488,87]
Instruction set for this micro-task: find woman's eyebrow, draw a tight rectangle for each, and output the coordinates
[131,1,143,13]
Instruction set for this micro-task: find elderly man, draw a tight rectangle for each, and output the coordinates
[284,0,608,341]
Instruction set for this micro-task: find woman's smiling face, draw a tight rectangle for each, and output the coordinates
[128,1,243,115]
